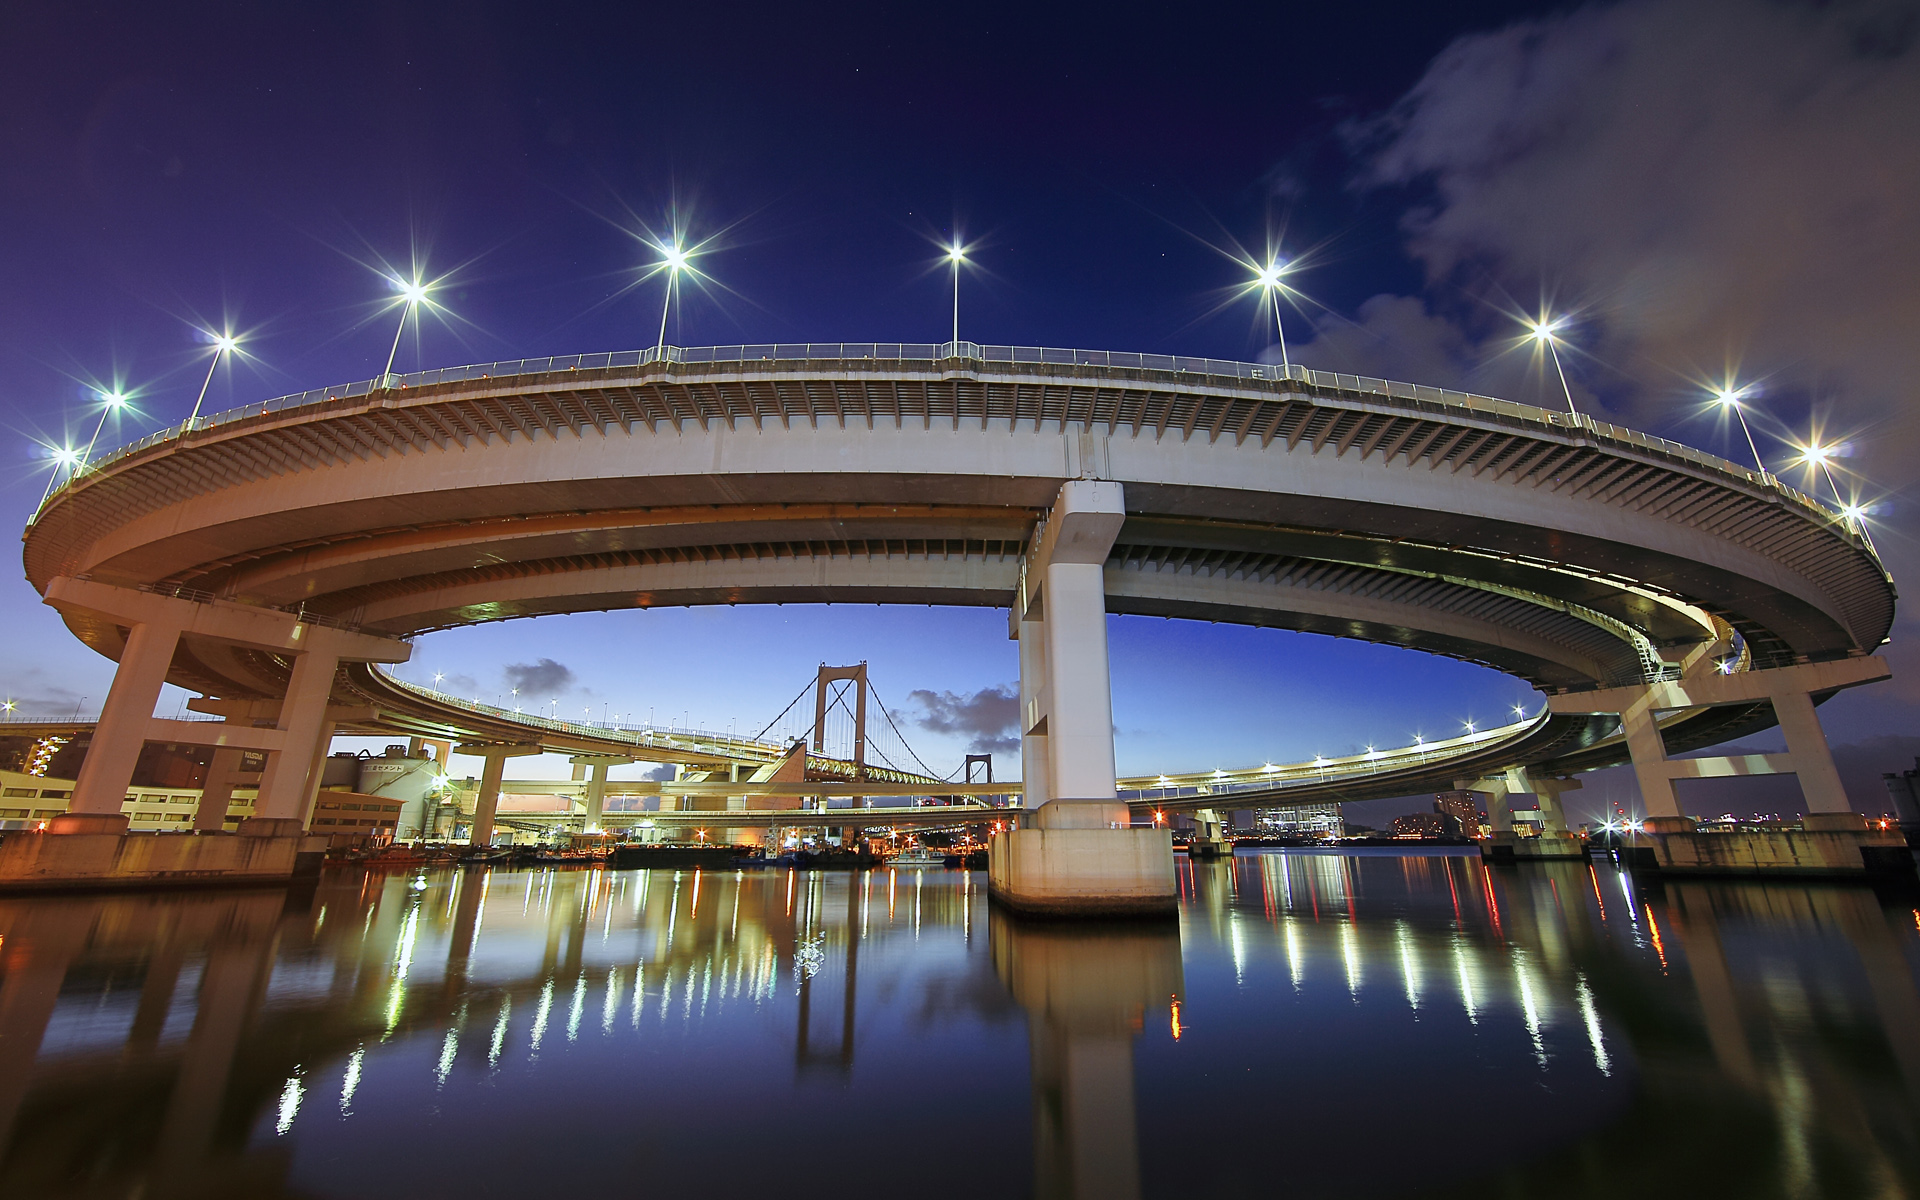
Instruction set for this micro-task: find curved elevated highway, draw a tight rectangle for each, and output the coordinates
[22,342,1895,834]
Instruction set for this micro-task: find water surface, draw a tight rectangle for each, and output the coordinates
[2,850,1917,1198]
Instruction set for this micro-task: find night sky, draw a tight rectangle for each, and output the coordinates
[4,1,1916,821]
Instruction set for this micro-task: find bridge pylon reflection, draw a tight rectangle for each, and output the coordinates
[992,910,1182,1200]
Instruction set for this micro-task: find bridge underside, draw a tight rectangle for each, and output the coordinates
[19,351,1893,848]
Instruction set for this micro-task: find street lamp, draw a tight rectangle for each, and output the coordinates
[78,389,130,472]
[37,445,83,508]
[945,243,967,346]
[1253,259,1293,372]
[1527,316,1578,415]
[1715,386,1766,474]
[188,333,239,426]
[383,280,431,380]
[655,241,690,353]
[1796,441,1848,508]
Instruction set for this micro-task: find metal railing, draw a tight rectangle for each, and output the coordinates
[37,342,1867,544]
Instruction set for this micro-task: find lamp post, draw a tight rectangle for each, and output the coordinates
[655,241,689,353]
[37,445,82,508]
[188,333,239,426]
[1528,316,1578,415]
[1798,442,1845,506]
[1716,387,1766,475]
[1254,260,1292,373]
[383,281,430,381]
[945,243,966,346]
[78,389,129,471]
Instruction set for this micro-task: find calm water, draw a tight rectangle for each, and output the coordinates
[3,850,1919,1199]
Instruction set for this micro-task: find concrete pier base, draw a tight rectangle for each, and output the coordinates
[988,827,1177,918]
[0,831,325,894]
[1480,831,1587,863]
[1615,815,1914,877]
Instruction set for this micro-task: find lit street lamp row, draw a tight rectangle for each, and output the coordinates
[34,245,1878,534]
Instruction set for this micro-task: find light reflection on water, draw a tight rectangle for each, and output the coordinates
[0,850,1917,1198]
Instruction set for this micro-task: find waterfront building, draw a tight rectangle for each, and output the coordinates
[1433,791,1487,837]
[1390,812,1447,838]
[1256,802,1344,837]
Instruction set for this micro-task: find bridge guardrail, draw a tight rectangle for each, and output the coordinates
[42,343,1864,547]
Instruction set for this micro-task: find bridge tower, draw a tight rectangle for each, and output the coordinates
[811,663,867,780]
[992,479,1176,916]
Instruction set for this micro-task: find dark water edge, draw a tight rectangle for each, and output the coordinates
[2,850,1917,1199]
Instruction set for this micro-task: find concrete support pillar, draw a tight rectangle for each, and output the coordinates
[1018,613,1051,811]
[295,721,338,828]
[1189,807,1230,858]
[1550,657,1891,828]
[1530,778,1578,834]
[569,755,630,834]
[63,621,182,829]
[585,763,609,832]
[194,747,247,831]
[253,647,340,822]
[464,745,540,847]
[992,481,1173,916]
[1770,688,1852,814]
[1620,703,1685,820]
[472,751,508,848]
[1040,557,1118,815]
[1486,788,1513,833]
[1015,479,1127,830]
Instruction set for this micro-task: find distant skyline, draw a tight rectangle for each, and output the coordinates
[4,0,1915,823]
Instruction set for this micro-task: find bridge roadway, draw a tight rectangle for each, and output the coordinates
[22,342,1895,833]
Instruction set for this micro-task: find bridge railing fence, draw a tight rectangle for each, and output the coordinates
[50,343,1849,538]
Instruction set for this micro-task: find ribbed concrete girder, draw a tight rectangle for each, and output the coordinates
[28,358,1887,669]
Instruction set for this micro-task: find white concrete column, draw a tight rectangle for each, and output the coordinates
[1531,779,1577,833]
[1018,614,1051,810]
[254,647,340,821]
[471,750,508,847]
[1770,688,1852,813]
[1017,480,1126,831]
[294,721,338,828]
[194,747,247,831]
[585,763,609,832]
[1620,703,1685,819]
[65,620,182,825]
[1043,559,1117,805]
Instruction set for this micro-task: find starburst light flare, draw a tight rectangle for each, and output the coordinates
[37,444,83,507]
[1714,384,1766,474]
[188,331,241,426]
[1252,258,1294,373]
[651,239,699,353]
[77,388,131,471]
[383,277,435,380]
[945,243,968,345]
[1524,313,1579,416]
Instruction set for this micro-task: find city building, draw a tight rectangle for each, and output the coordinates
[1433,791,1487,838]
[1390,812,1447,838]
[1256,803,1344,837]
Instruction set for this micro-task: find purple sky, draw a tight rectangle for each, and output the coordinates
[4,0,1915,822]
